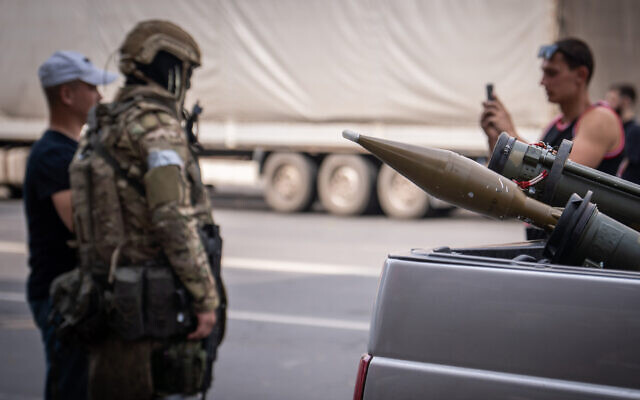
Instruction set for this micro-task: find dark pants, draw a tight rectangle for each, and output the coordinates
[88,336,203,400]
[89,337,155,400]
[29,297,88,400]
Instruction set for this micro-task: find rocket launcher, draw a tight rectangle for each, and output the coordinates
[488,132,640,231]
[343,130,640,270]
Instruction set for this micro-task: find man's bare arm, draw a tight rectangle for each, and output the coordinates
[569,108,622,168]
[52,189,73,232]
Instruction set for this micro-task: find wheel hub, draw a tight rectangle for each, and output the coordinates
[328,166,360,207]
[389,173,423,208]
[273,164,302,200]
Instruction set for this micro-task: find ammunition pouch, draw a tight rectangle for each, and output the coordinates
[107,265,195,341]
[49,268,107,344]
[152,341,207,396]
[107,267,144,340]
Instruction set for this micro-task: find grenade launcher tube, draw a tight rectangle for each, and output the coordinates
[488,132,640,230]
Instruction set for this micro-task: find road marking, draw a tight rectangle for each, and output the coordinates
[229,310,369,331]
[0,291,370,332]
[223,257,380,277]
[0,292,25,302]
[0,393,40,400]
[0,317,35,330]
[0,240,26,254]
[0,240,381,277]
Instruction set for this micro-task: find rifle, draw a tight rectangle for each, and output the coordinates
[199,223,227,399]
[185,101,204,153]
[184,102,228,399]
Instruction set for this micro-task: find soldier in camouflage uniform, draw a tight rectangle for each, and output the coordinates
[68,20,219,399]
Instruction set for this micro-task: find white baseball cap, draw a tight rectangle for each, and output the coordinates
[38,50,117,88]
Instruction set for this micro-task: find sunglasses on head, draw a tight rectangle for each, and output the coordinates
[538,44,559,59]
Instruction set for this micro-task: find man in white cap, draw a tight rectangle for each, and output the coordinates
[23,50,116,400]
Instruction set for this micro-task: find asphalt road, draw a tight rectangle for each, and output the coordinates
[0,196,524,400]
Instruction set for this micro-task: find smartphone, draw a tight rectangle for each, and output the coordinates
[486,83,494,101]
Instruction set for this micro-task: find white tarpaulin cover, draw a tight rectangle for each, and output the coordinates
[0,0,555,145]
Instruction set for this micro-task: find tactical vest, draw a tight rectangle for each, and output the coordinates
[59,92,226,397]
[70,98,212,277]
[69,97,224,340]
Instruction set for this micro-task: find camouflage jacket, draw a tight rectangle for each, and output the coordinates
[70,85,218,312]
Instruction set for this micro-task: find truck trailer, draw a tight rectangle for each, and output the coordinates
[1,0,638,217]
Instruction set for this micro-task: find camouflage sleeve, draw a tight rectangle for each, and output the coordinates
[136,112,219,313]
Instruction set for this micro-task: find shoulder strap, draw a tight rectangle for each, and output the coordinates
[86,99,162,198]
[89,132,146,197]
[123,97,177,126]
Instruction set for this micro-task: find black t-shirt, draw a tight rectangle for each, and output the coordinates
[23,130,78,301]
[621,119,640,184]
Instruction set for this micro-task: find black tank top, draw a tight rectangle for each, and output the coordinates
[541,103,625,176]
[620,119,640,184]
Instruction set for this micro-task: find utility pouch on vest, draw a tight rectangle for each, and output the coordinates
[49,268,107,344]
[152,341,207,396]
[145,267,194,337]
[108,265,195,341]
[108,267,145,341]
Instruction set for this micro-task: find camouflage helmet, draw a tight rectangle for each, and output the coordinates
[119,19,201,75]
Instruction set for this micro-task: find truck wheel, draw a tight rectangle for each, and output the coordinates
[318,155,377,215]
[377,164,430,219]
[0,186,11,200]
[6,147,30,186]
[263,153,317,212]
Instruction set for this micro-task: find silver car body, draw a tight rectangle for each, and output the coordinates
[362,248,640,399]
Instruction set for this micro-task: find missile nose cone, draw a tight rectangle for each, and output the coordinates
[342,130,360,143]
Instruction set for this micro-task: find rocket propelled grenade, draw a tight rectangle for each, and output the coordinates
[342,130,560,230]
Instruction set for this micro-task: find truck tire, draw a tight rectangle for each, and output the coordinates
[317,155,377,215]
[6,147,29,186]
[377,164,430,219]
[0,148,6,186]
[263,152,317,212]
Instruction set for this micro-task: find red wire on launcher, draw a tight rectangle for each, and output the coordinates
[512,141,552,189]
[514,170,549,189]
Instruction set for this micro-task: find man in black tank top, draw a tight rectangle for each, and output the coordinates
[540,101,625,176]
[480,38,624,240]
[481,38,624,175]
